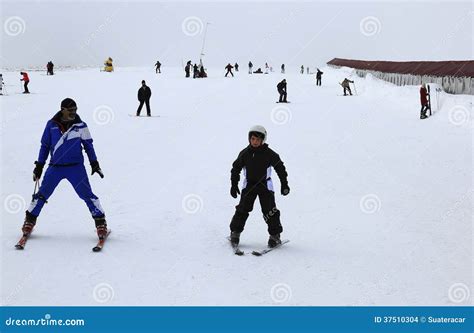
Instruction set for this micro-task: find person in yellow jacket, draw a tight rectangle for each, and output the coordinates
[104,57,114,72]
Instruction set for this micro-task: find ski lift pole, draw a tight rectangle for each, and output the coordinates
[199,22,210,63]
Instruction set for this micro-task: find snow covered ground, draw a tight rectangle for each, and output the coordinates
[0,65,472,306]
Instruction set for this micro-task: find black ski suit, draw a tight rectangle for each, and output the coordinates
[225,64,234,77]
[230,144,288,236]
[277,80,287,102]
[137,85,152,116]
[316,70,323,86]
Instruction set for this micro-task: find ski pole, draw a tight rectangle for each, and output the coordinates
[352,82,358,96]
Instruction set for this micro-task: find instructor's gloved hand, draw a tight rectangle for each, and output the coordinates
[230,185,240,198]
[91,160,104,178]
[33,161,44,181]
[281,182,290,196]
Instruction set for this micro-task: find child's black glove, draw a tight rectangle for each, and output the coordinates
[33,161,45,181]
[91,160,104,178]
[281,182,290,196]
[230,185,240,198]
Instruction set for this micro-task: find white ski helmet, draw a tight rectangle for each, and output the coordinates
[248,125,267,143]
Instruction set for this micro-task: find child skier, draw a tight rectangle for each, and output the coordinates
[229,125,290,248]
[19,98,108,247]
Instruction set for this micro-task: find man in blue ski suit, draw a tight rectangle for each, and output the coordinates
[21,98,108,240]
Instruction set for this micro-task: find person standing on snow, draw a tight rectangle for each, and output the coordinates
[136,80,152,116]
[419,83,430,119]
[20,72,30,93]
[0,74,4,95]
[225,63,234,77]
[229,125,289,248]
[277,79,288,103]
[316,68,323,86]
[300,65,304,74]
[248,61,253,74]
[234,63,239,72]
[281,64,285,74]
[20,98,108,242]
[341,78,354,96]
[155,61,161,74]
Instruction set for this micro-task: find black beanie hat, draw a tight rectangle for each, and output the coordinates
[61,98,77,109]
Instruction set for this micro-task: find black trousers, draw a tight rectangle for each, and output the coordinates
[24,81,29,93]
[230,185,283,236]
[343,86,352,95]
[225,70,234,77]
[278,90,287,102]
[316,77,321,86]
[420,104,429,117]
[137,99,151,116]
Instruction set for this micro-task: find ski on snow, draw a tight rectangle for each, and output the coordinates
[14,233,31,250]
[93,230,112,252]
[227,237,244,256]
[252,239,290,256]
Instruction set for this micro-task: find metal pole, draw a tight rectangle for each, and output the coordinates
[199,22,210,63]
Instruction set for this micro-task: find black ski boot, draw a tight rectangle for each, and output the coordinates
[21,211,37,236]
[230,231,241,246]
[268,234,282,248]
[94,217,108,239]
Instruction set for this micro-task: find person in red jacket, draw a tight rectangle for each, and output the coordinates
[419,83,429,119]
[20,72,30,94]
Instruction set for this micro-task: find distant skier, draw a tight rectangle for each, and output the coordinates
[253,68,263,74]
[277,79,288,103]
[316,68,323,86]
[193,63,199,78]
[341,78,354,96]
[281,64,285,74]
[307,67,310,74]
[419,83,430,119]
[0,74,3,95]
[136,80,152,116]
[225,63,234,77]
[265,63,269,74]
[248,61,253,74]
[229,125,289,248]
[155,61,161,74]
[185,61,191,78]
[46,61,54,75]
[235,63,239,72]
[20,72,30,94]
[20,98,107,243]
[300,65,304,74]
[199,65,207,78]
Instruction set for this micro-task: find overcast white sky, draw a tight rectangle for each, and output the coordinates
[1,1,472,68]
